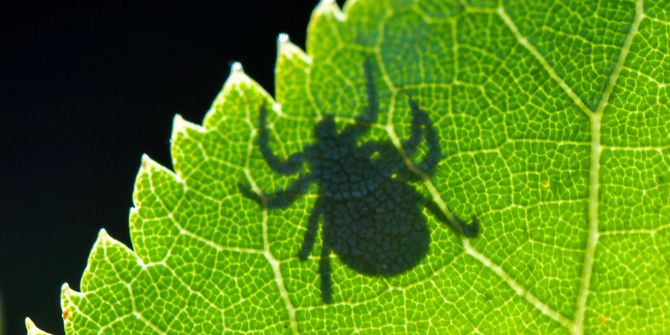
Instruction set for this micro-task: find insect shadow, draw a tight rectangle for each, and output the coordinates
[240,59,479,303]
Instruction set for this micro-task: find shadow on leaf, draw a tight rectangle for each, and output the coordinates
[239,58,479,303]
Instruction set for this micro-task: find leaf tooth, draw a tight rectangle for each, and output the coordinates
[225,61,252,86]
[139,154,179,181]
[230,61,244,73]
[96,228,112,245]
[138,154,184,195]
[277,33,311,64]
[140,154,158,173]
[277,32,289,44]
[314,0,345,21]
[95,229,136,256]
[171,114,204,142]
[59,282,81,328]
[307,0,346,57]
[25,318,52,335]
[217,61,274,110]
[60,283,82,298]
[219,60,273,100]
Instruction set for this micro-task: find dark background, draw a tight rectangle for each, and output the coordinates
[1,1,342,333]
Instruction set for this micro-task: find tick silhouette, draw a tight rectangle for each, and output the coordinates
[240,60,478,303]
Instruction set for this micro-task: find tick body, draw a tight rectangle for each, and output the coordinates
[241,59,475,303]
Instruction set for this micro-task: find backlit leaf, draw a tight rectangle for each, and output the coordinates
[28,0,670,334]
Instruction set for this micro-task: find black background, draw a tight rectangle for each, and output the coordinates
[1,1,342,333]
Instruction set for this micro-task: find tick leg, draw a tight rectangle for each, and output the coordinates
[257,103,306,176]
[319,240,333,303]
[298,198,323,260]
[264,174,314,209]
[409,99,441,174]
[394,99,441,181]
[342,58,379,139]
[400,99,427,157]
[238,173,313,209]
[371,99,433,179]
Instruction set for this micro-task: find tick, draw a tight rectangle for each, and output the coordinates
[241,59,477,303]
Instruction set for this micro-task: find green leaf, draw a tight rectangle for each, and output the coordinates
[28,0,670,333]
[26,318,50,335]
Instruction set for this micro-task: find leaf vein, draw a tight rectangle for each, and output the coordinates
[573,1,645,334]
[497,6,593,118]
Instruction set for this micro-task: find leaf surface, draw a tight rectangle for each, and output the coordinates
[28,0,670,334]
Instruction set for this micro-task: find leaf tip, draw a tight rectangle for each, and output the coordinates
[25,318,36,332]
[25,318,51,335]
[171,114,186,142]
[141,153,151,166]
[225,61,254,87]
[171,114,202,141]
[61,282,83,303]
[173,113,185,128]
[278,32,290,45]
[315,0,345,20]
[95,229,115,248]
[138,154,180,185]
[277,33,310,63]
[316,0,335,8]
[60,283,73,296]
[140,154,159,173]
[230,61,245,75]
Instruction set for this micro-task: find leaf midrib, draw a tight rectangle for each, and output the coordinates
[573,1,645,334]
